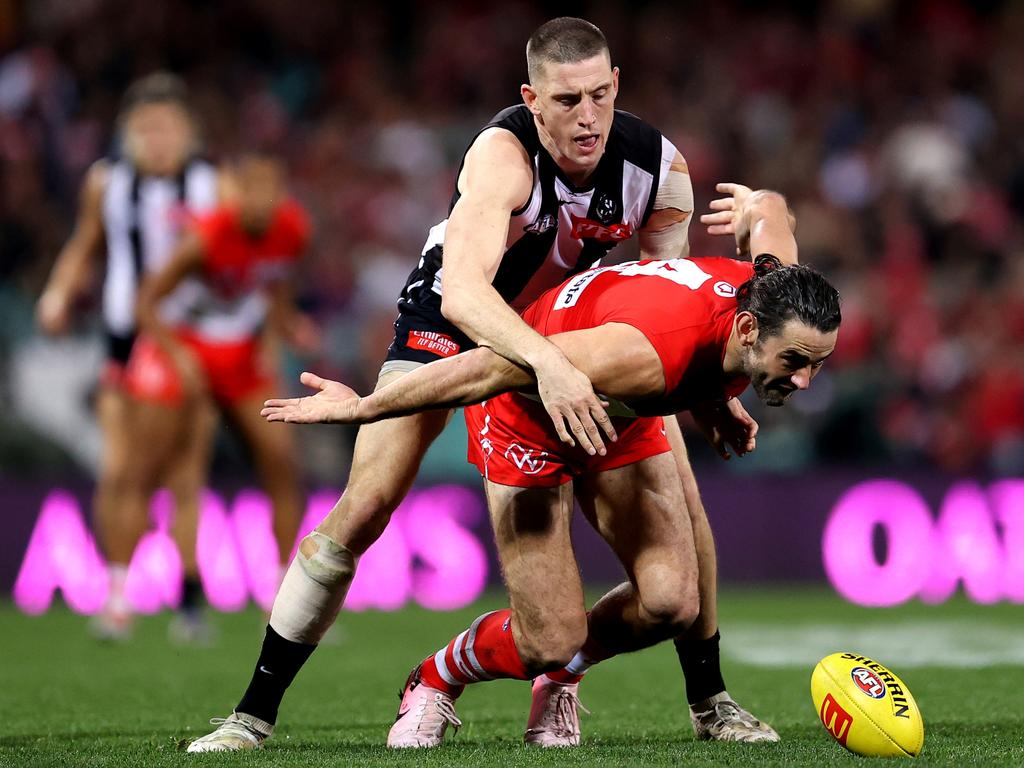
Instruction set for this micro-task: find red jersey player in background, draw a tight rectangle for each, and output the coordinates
[125,151,313,641]
[259,183,841,748]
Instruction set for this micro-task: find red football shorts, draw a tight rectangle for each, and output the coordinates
[125,330,272,407]
[464,393,670,487]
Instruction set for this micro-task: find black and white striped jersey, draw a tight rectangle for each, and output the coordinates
[101,158,218,343]
[399,104,678,314]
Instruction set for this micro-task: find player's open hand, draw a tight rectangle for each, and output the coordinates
[535,354,616,456]
[691,396,758,460]
[262,371,361,424]
[700,182,754,253]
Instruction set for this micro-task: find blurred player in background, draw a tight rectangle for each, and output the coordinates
[128,151,313,641]
[35,73,222,640]
[189,17,777,753]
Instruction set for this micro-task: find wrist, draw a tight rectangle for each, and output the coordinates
[353,394,376,422]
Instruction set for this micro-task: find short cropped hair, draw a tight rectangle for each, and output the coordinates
[737,255,842,338]
[118,72,190,119]
[526,17,609,84]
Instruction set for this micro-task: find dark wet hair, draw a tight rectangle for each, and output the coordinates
[526,17,609,84]
[736,254,841,338]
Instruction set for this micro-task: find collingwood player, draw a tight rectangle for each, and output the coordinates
[189,17,777,751]
[36,73,222,640]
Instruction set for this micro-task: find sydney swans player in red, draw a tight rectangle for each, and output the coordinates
[190,16,778,751]
[126,151,312,624]
[262,184,841,747]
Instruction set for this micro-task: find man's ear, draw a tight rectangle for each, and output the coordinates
[735,310,759,348]
[521,83,541,118]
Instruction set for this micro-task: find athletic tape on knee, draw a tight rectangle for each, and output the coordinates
[269,532,356,645]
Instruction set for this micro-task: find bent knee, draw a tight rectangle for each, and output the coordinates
[514,616,588,676]
[639,589,699,637]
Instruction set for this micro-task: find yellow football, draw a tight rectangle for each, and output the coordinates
[811,652,924,758]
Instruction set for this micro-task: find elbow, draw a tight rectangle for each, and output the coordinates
[440,286,468,326]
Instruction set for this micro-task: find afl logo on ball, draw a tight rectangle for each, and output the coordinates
[850,667,886,699]
[713,281,736,297]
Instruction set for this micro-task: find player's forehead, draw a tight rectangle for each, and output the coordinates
[772,320,837,358]
[126,101,190,128]
[535,53,613,95]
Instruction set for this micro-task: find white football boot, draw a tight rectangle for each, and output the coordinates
[387,666,462,748]
[690,692,779,742]
[89,603,133,642]
[186,712,273,752]
[524,676,589,747]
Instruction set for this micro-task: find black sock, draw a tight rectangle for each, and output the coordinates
[236,626,317,725]
[675,629,726,706]
[180,577,204,615]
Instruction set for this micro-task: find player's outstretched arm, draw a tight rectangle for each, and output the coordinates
[440,128,616,456]
[700,183,798,265]
[36,161,108,335]
[136,229,207,393]
[262,324,666,425]
[262,348,533,424]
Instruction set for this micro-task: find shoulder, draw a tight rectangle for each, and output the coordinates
[484,104,537,150]
[608,109,663,168]
[277,200,311,249]
[690,256,755,284]
[82,159,114,204]
[193,206,236,242]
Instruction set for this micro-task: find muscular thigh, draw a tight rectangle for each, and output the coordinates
[577,452,697,585]
[485,479,585,635]
[316,369,452,549]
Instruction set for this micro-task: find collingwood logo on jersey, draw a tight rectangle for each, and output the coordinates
[595,193,618,223]
[524,212,557,235]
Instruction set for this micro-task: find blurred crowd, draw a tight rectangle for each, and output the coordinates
[1,0,1023,477]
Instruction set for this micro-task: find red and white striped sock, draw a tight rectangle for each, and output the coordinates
[419,609,528,697]
[542,635,613,685]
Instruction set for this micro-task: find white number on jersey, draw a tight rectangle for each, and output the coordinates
[553,258,712,310]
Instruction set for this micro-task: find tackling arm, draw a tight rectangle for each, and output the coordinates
[438,127,615,453]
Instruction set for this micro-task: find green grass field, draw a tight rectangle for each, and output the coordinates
[2,588,1022,767]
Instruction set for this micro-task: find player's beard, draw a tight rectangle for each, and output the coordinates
[750,374,793,407]
[744,346,795,407]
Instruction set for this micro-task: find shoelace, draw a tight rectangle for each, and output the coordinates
[551,688,591,738]
[714,700,761,728]
[415,694,462,735]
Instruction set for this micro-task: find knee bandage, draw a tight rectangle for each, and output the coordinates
[269,531,356,645]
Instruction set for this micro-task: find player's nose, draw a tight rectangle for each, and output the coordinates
[791,369,811,390]
[578,99,597,126]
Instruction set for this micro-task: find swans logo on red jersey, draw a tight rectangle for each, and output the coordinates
[570,214,633,243]
[503,442,548,475]
[714,280,736,298]
[851,667,886,699]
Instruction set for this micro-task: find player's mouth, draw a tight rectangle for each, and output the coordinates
[573,133,600,154]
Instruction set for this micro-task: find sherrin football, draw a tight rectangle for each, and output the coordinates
[811,652,924,758]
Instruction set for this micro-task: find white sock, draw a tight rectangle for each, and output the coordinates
[107,564,129,612]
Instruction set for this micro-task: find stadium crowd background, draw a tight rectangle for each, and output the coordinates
[1,0,1022,483]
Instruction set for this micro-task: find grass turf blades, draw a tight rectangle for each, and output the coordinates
[1,588,1021,767]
